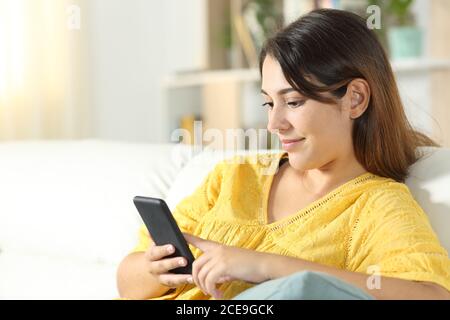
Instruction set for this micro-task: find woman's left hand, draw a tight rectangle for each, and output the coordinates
[183,233,269,299]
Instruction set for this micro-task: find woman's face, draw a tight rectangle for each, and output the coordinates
[261,55,355,172]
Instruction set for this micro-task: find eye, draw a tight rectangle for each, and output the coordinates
[261,102,274,109]
[287,100,306,108]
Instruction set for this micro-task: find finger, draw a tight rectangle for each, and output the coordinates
[197,258,216,297]
[203,262,227,299]
[191,254,211,294]
[205,268,222,299]
[205,268,224,300]
[158,273,193,288]
[183,233,217,252]
[153,257,188,274]
[146,244,175,261]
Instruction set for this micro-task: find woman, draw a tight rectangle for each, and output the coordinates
[117,9,450,300]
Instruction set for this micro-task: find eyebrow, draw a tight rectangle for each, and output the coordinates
[261,88,298,96]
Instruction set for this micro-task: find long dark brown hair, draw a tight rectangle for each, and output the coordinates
[259,9,437,182]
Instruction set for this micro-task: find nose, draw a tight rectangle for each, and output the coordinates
[267,105,290,134]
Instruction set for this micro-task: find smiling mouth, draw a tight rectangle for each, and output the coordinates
[281,138,305,150]
[281,138,305,144]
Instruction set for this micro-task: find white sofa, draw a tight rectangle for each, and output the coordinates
[0,140,449,299]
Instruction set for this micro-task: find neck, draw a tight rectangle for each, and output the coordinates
[291,154,368,197]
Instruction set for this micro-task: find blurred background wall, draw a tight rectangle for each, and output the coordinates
[0,0,207,142]
[0,0,449,146]
[0,0,91,140]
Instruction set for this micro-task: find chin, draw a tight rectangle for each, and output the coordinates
[285,152,311,172]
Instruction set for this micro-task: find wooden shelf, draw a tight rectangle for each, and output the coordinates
[392,59,450,73]
[163,68,260,88]
[163,59,450,89]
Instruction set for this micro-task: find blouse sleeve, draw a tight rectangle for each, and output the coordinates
[130,162,224,253]
[346,188,450,292]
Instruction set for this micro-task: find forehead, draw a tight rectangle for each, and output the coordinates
[261,56,293,93]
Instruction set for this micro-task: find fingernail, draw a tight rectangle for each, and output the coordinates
[167,245,174,253]
[187,277,193,284]
[178,259,186,266]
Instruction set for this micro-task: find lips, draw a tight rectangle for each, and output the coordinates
[280,138,305,151]
[281,138,304,144]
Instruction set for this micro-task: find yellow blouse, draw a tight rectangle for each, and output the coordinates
[132,152,450,300]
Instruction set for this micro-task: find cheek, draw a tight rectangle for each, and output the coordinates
[309,106,350,142]
[319,118,350,145]
[292,106,344,141]
[288,107,351,170]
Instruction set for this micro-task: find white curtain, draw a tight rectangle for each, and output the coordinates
[0,0,90,140]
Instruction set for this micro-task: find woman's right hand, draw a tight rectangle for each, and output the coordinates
[144,244,193,288]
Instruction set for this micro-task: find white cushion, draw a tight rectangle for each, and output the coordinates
[406,147,450,252]
[0,251,118,300]
[0,140,193,265]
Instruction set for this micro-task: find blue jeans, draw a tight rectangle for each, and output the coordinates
[233,271,375,300]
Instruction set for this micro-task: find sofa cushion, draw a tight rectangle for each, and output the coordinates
[0,140,193,265]
[0,251,118,299]
[406,147,450,252]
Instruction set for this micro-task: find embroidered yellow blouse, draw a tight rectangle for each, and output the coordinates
[132,152,450,300]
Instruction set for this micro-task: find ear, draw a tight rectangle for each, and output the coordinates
[346,79,371,120]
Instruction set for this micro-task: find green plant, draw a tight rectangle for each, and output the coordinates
[220,6,233,50]
[365,0,416,53]
[241,0,283,53]
[387,0,415,26]
[219,0,283,60]
[250,0,283,39]
[368,0,415,26]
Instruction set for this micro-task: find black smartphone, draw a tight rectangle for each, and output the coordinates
[133,196,195,274]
